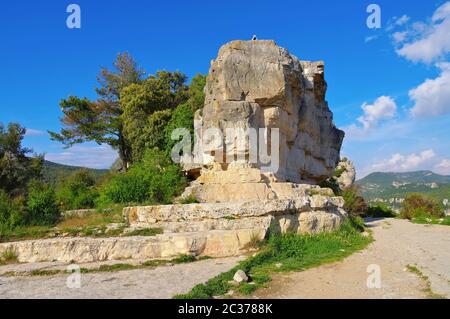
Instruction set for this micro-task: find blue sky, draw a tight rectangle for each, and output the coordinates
[0,1,449,178]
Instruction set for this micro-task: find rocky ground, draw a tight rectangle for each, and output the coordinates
[253,218,450,299]
[0,256,243,299]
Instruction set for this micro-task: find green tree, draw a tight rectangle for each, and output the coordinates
[0,123,43,197]
[49,53,145,171]
[121,71,189,162]
[164,74,206,155]
[56,169,99,210]
[27,181,60,226]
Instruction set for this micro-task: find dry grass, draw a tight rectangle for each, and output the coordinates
[57,211,121,229]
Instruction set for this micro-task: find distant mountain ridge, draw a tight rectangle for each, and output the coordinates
[357,170,450,185]
[41,160,108,184]
[356,170,450,206]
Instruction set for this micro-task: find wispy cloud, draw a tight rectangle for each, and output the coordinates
[365,35,378,43]
[370,149,436,172]
[25,128,45,137]
[435,158,450,175]
[343,96,397,139]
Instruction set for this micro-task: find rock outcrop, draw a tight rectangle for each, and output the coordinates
[336,159,356,190]
[187,40,344,184]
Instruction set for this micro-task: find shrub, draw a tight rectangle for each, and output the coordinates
[27,181,60,226]
[56,169,99,210]
[0,190,26,230]
[400,194,443,220]
[99,148,186,205]
[365,204,396,218]
[342,186,368,217]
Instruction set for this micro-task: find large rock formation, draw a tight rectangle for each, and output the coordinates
[187,40,344,184]
[0,40,349,265]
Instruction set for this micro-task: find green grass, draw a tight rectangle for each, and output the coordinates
[29,269,61,276]
[412,216,450,226]
[406,264,447,299]
[174,219,372,299]
[0,226,53,243]
[123,228,163,237]
[179,196,200,204]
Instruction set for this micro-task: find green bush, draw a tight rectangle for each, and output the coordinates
[342,186,368,217]
[56,169,99,210]
[400,194,444,220]
[365,204,396,218]
[99,148,186,205]
[26,181,60,226]
[0,190,26,230]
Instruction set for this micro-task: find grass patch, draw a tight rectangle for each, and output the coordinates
[0,226,53,243]
[5,254,215,277]
[123,228,163,237]
[179,196,200,204]
[174,219,372,299]
[57,212,119,229]
[97,263,137,272]
[0,209,126,243]
[406,264,447,299]
[412,216,450,226]
[0,248,19,265]
[30,269,61,276]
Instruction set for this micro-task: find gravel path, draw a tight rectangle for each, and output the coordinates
[0,257,243,299]
[253,218,450,299]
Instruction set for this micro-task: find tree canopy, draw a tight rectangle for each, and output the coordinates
[0,123,42,197]
[49,52,145,170]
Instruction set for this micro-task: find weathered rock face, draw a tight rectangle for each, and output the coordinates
[190,40,344,183]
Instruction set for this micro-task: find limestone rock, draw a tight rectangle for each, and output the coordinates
[187,40,344,184]
[233,270,249,283]
[336,159,356,190]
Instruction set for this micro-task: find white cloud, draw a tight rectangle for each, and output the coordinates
[395,15,410,26]
[344,96,397,138]
[371,149,436,172]
[392,31,408,44]
[396,2,450,63]
[25,128,45,137]
[358,96,397,130]
[45,144,117,169]
[409,62,450,117]
[435,159,450,175]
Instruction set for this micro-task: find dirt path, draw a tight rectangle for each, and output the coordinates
[253,218,450,299]
[0,257,243,299]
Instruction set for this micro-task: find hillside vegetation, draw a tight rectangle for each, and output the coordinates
[356,171,450,209]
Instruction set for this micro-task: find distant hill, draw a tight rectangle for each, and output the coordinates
[356,171,450,208]
[41,160,109,185]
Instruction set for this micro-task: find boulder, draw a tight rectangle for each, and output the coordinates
[233,270,249,283]
[186,40,344,184]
